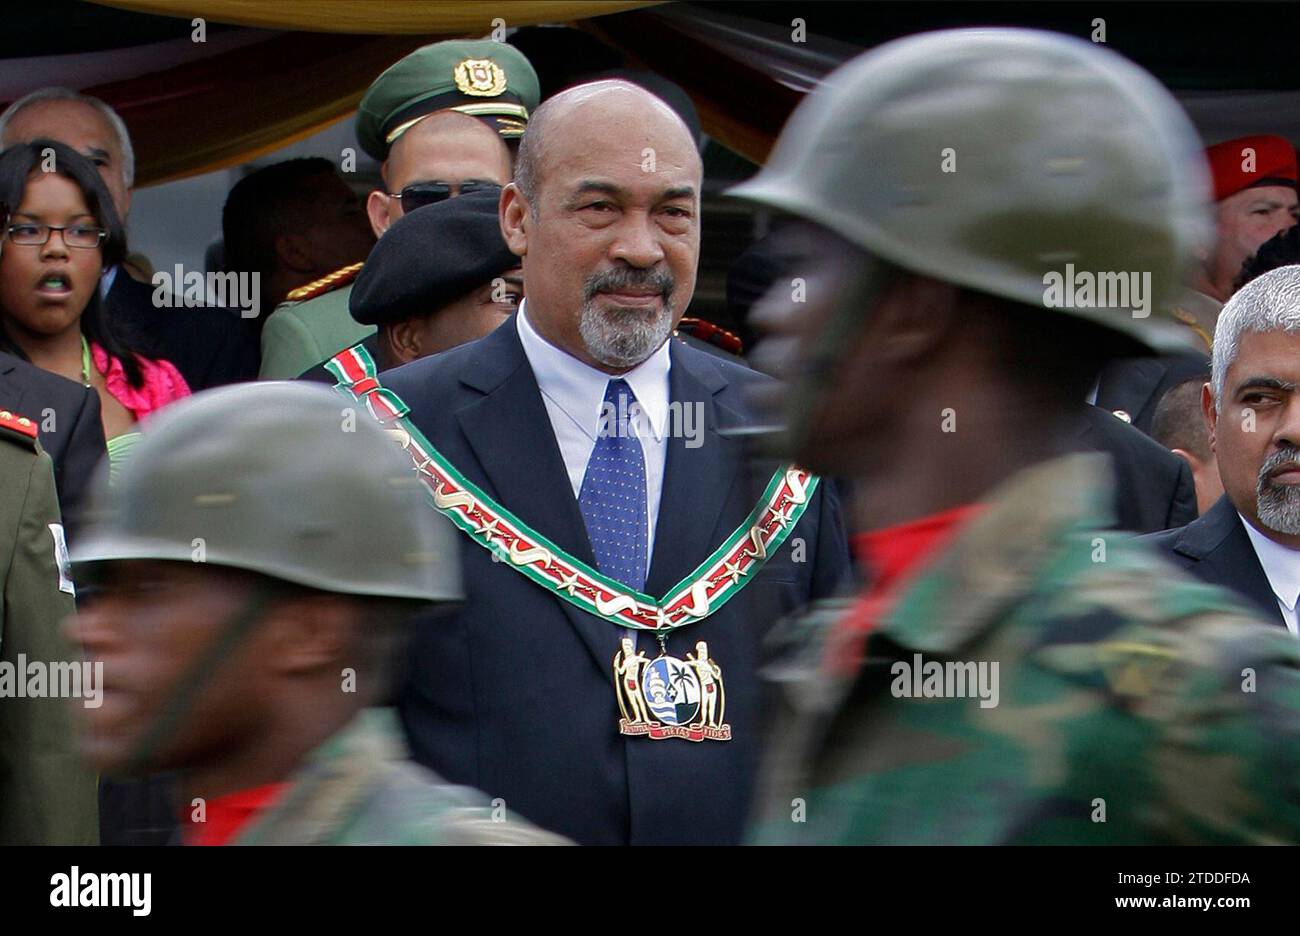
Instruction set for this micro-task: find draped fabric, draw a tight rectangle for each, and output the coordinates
[581,4,858,164]
[35,1,657,184]
[33,1,1300,185]
[82,33,434,185]
[95,1,659,34]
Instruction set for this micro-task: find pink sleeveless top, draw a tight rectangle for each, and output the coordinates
[90,341,191,420]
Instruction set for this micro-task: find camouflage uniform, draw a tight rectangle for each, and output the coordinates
[235,709,566,845]
[750,454,1300,844]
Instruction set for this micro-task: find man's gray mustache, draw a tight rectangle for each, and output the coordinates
[584,270,675,302]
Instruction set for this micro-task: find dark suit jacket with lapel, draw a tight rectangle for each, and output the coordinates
[0,352,105,540]
[1138,495,1285,627]
[1093,352,1210,435]
[383,317,850,845]
[1073,404,1197,533]
[106,270,260,391]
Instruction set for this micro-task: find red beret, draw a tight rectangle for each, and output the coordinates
[1205,134,1298,201]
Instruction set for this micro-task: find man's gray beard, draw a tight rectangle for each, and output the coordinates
[1256,447,1300,535]
[1257,480,1300,535]
[579,299,673,369]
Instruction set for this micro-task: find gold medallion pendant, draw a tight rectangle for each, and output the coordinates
[613,637,731,742]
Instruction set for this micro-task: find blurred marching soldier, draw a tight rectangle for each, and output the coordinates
[258,39,538,380]
[0,409,97,843]
[336,80,848,845]
[69,383,564,845]
[300,187,522,382]
[731,28,1300,844]
[1094,134,1299,432]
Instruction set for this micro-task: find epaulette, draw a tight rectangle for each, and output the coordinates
[1170,307,1213,351]
[285,262,365,303]
[0,408,39,450]
[675,317,744,356]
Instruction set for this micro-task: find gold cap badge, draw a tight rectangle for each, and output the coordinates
[454,59,508,97]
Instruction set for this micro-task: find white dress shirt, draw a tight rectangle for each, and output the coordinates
[1240,514,1300,636]
[515,301,671,567]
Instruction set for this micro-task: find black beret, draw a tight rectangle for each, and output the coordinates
[349,188,518,326]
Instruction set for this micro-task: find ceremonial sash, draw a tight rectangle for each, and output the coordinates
[327,345,819,634]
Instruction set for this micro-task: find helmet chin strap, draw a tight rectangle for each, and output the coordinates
[122,582,277,777]
[774,254,896,463]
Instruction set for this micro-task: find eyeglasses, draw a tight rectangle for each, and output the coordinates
[7,223,106,249]
[388,180,502,213]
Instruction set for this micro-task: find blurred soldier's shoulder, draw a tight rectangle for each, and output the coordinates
[357,763,571,845]
[754,454,1300,843]
[236,708,568,845]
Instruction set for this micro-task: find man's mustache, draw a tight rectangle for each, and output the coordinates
[583,267,675,303]
[1258,445,1300,488]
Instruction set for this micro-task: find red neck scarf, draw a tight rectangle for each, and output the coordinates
[182,782,288,846]
[824,503,985,675]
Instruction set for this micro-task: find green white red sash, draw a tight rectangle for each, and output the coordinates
[327,344,819,633]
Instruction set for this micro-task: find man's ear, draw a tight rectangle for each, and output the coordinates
[499,182,529,258]
[1201,381,1218,455]
[366,189,392,238]
[273,232,314,274]
[872,275,959,365]
[385,319,422,365]
[262,594,352,675]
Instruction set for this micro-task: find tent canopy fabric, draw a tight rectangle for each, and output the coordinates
[5,2,1300,185]
[97,0,659,34]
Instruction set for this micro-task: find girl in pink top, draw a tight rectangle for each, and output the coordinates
[0,141,189,464]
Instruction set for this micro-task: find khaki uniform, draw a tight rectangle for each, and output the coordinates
[258,267,374,379]
[0,412,97,844]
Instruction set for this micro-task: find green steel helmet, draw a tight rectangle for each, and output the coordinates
[71,382,461,603]
[728,28,1215,353]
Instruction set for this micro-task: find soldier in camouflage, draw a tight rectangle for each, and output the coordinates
[69,382,565,845]
[729,28,1300,844]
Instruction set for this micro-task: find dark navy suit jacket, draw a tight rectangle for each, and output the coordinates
[383,316,849,844]
[1139,495,1285,628]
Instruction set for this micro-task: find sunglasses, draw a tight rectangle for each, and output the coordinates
[389,180,503,213]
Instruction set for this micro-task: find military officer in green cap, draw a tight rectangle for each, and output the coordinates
[258,38,539,380]
[731,28,1300,844]
[69,382,564,845]
[0,409,97,844]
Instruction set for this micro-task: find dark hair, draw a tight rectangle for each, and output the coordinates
[222,157,338,278]
[1237,223,1300,291]
[0,139,144,387]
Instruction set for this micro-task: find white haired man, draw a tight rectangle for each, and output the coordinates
[1143,264,1300,632]
[0,87,258,389]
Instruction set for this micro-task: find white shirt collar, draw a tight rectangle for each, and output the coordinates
[516,300,671,442]
[1240,513,1300,612]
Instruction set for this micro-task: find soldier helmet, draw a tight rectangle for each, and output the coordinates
[728,28,1214,353]
[71,382,460,604]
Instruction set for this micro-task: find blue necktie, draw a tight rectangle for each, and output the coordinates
[579,379,648,592]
